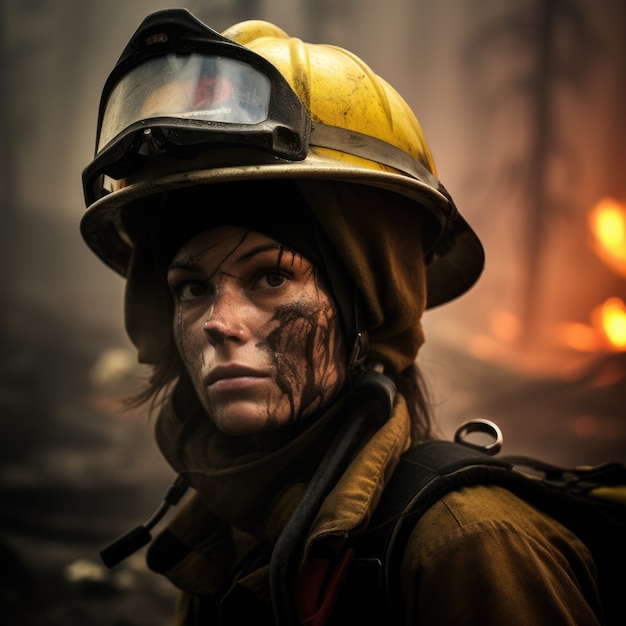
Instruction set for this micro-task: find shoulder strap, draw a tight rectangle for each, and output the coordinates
[338,441,511,625]
[367,441,513,623]
[349,440,626,626]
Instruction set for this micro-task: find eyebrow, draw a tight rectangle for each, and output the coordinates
[167,260,203,273]
[167,242,285,273]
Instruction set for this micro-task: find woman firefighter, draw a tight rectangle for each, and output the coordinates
[80,9,601,625]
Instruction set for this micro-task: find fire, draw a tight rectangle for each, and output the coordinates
[588,197,626,277]
[563,198,626,352]
[593,297,626,350]
[558,297,626,352]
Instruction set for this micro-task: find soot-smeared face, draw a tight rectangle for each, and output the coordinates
[167,226,346,437]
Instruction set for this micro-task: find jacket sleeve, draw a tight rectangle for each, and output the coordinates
[400,484,603,626]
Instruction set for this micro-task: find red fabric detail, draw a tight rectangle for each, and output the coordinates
[295,547,356,626]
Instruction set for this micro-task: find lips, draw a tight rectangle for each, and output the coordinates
[205,364,268,387]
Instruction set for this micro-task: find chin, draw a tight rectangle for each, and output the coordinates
[211,406,284,437]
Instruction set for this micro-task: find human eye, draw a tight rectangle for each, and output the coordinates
[170,279,211,302]
[253,269,290,290]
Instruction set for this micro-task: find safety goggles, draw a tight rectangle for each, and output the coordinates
[82,10,311,206]
[97,54,274,152]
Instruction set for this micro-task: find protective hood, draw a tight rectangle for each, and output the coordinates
[123,178,426,374]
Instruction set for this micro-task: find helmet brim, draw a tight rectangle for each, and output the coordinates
[80,153,484,308]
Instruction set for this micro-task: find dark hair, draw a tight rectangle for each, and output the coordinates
[394,363,435,442]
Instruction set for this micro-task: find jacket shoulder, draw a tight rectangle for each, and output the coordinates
[400,484,602,625]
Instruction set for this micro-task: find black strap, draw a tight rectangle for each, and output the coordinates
[344,441,626,626]
[270,368,396,626]
[348,441,511,624]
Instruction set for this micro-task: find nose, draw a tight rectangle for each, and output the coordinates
[204,325,228,345]
[202,285,248,346]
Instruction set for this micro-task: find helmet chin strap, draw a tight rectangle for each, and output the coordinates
[348,330,370,371]
[300,210,371,375]
[347,277,371,372]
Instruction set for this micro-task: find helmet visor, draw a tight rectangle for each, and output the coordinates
[98,54,271,153]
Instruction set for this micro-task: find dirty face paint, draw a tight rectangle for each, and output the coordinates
[167,225,346,437]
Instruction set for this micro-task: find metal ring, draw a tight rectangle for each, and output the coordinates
[454,418,503,456]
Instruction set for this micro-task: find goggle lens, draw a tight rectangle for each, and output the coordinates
[98,54,271,152]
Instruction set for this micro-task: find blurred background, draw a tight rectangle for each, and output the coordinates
[1,0,624,624]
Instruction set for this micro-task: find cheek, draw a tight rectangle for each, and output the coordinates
[174,308,206,373]
[309,308,346,391]
[265,299,345,417]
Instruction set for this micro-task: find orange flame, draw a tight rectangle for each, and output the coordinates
[558,297,626,353]
[588,197,626,277]
[593,297,626,350]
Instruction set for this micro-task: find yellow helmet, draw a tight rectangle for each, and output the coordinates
[80,9,483,369]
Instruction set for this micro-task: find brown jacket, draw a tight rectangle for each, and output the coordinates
[153,393,600,625]
[402,484,601,625]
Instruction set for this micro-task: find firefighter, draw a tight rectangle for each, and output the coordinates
[81,9,601,625]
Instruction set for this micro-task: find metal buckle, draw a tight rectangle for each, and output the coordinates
[454,418,503,455]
